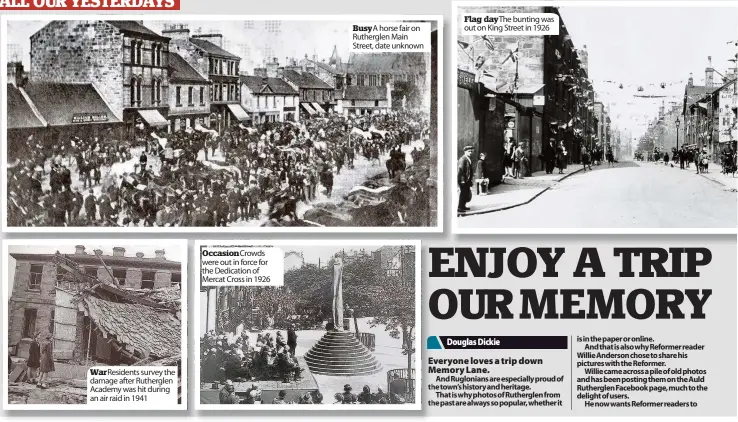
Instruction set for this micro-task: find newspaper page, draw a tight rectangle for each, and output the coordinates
[425,236,736,416]
[2,240,187,410]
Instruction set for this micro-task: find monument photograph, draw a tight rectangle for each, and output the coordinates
[197,242,420,409]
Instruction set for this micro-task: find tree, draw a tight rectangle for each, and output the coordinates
[392,80,421,109]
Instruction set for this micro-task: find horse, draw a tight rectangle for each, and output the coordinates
[386,155,406,179]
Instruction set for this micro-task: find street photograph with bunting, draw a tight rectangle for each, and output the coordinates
[196,241,420,409]
[454,2,737,230]
[3,240,187,409]
[3,16,440,230]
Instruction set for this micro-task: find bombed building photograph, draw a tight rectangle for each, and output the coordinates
[4,17,440,230]
[4,241,185,405]
[198,243,419,408]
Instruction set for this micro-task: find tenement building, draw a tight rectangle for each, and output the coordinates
[29,20,172,140]
[163,24,250,132]
[456,6,596,181]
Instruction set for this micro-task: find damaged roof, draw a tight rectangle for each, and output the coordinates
[79,295,181,360]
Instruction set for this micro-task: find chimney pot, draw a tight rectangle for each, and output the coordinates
[136,252,145,258]
[155,249,166,260]
[113,247,126,257]
[75,245,86,255]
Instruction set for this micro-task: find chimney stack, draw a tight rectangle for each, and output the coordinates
[162,23,191,42]
[94,249,103,256]
[688,73,694,88]
[75,245,86,255]
[155,249,166,260]
[113,247,126,257]
[192,33,224,49]
[7,61,24,87]
[705,56,714,88]
[136,252,145,258]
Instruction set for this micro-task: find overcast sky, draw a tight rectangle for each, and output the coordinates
[7,244,183,292]
[559,6,737,145]
[7,19,366,72]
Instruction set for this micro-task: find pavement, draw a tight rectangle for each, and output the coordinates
[457,160,738,229]
[457,164,584,216]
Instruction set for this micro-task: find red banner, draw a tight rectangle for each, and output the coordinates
[0,0,180,10]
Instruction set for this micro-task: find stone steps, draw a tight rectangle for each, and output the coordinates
[304,331,382,376]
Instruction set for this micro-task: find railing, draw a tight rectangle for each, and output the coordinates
[357,332,375,351]
[387,368,415,403]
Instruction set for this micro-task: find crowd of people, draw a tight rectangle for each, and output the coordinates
[646,142,737,176]
[202,328,302,387]
[7,110,431,227]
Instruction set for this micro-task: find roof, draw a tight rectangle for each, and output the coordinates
[344,86,388,101]
[189,37,240,59]
[10,252,182,271]
[169,52,208,83]
[79,295,181,360]
[107,21,168,40]
[282,69,333,90]
[7,84,45,129]
[311,60,342,75]
[21,82,121,127]
[346,52,426,75]
[240,75,298,95]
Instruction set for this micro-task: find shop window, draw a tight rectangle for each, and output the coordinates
[29,265,43,291]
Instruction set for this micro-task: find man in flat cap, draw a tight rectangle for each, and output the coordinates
[457,146,474,212]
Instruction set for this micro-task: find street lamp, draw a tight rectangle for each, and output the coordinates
[675,117,680,150]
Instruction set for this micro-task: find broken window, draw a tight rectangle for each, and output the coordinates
[29,265,43,291]
[142,271,156,289]
[22,308,37,338]
[112,268,127,286]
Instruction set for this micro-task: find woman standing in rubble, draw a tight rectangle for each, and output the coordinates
[38,332,55,389]
[26,331,41,385]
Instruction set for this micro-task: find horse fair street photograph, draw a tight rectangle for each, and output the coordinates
[6,19,438,229]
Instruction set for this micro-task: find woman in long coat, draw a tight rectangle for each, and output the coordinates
[556,141,568,174]
[38,332,55,389]
[26,331,41,384]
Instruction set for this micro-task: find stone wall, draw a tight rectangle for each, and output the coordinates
[8,262,56,345]
[30,21,125,115]
[169,82,210,116]
[122,36,170,110]
[169,39,210,81]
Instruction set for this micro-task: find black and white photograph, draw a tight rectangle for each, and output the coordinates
[3,16,440,232]
[196,241,420,409]
[3,240,187,409]
[454,2,738,231]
